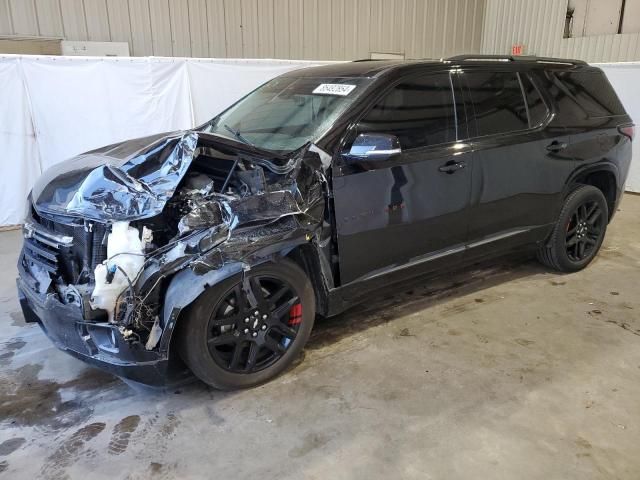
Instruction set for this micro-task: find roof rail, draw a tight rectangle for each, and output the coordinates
[351,58,390,62]
[446,54,587,65]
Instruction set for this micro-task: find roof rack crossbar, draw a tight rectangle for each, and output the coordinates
[446,54,587,65]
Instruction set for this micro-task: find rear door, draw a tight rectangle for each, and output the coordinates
[332,70,472,285]
[461,68,575,255]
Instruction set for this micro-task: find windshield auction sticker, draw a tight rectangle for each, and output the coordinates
[312,84,357,96]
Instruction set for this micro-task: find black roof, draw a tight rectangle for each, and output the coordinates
[280,60,432,78]
[282,55,589,79]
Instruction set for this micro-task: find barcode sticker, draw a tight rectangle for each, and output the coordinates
[312,83,357,96]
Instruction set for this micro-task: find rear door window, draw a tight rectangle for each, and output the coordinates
[358,72,460,150]
[464,71,529,136]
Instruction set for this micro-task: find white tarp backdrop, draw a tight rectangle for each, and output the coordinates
[596,63,640,195]
[0,55,638,226]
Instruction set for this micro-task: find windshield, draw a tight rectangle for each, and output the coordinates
[202,76,372,153]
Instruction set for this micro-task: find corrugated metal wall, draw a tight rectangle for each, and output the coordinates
[481,0,640,62]
[0,0,485,59]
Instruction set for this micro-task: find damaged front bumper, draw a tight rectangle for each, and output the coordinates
[16,262,188,387]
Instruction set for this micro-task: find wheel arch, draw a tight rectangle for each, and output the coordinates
[565,162,619,221]
[284,243,332,318]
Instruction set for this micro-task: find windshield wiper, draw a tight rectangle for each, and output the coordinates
[223,124,254,148]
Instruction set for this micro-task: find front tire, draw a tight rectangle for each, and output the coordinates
[177,258,315,390]
[537,185,608,272]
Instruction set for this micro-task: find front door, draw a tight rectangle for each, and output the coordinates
[332,71,473,285]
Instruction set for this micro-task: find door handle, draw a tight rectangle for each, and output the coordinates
[438,160,467,174]
[546,141,568,152]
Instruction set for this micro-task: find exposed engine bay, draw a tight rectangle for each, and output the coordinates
[22,131,329,354]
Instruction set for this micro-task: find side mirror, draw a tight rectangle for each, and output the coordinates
[346,133,401,160]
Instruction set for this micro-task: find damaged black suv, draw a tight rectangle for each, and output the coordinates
[17,56,633,389]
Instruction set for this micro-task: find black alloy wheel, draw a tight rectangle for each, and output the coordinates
[564,199,605,262]
[178,258,315,390]
[537,184,609,272]
[206,276,303,374]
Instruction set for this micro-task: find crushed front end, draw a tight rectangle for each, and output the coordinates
[16,212,174,384]
[16,130,328,386]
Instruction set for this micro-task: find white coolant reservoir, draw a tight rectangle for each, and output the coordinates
[91,221,145,322]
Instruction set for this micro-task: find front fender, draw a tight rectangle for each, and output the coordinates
[156,233,311,356]
[157,262,244,355]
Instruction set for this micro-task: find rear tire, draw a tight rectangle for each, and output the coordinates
[537,185,608,272]
[177,258,315,390]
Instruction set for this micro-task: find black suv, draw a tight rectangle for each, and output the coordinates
[17,56,633,389]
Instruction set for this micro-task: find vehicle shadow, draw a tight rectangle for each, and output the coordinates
[110,255,550,398]
[306,255,549,351]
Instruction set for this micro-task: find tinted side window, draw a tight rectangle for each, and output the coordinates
[554,70,625,117]
[465,71,528,136]
[536,70,587,126]
[359,73,457,150]
[520,74,549,127]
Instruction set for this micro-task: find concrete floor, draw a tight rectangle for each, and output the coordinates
[1,196,640,480]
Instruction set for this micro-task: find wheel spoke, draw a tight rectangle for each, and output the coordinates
[272,296,299,321]
[579,204,588,222]
[232,284,249,312]
[577,240,585,258]
[264,336,286,354]
[268,285,290,307]
[584,236,596,246]
[208,332,236,346]
[249,277,266,304]
[566,233,578,246]
[587,208,601,226]
[229,342,244,370]
[210,313,241,327]
[272,323,297,339]
[246,342,260,371]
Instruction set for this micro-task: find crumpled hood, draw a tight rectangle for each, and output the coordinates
[32,131,198,222]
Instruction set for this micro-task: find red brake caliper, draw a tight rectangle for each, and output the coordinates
[288,303,303,326]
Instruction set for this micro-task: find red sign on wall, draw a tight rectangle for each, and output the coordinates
[512,44,525,56]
